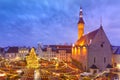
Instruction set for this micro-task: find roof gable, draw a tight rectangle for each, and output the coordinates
[7,47,18,53]
[112,46,120,54]
[76,28,99,45]
[41,45,72,53]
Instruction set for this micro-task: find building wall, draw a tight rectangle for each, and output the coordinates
[37,46,72,62]
[88,28,112,71]
[56,50,71,62]
[17,48,29,60]
[5,53,17,60]
[72,45,88,70]
[113,54,120,70]
[72,28,112,71]
[42,51,56,60]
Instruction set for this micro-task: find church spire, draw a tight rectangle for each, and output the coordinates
[100,16,102,27]
[78,7,85,24]
[78,7,85,39]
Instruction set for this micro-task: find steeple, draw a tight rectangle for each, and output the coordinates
[78,7,85,24]
[78,7,85,39]
[100,16,103,27]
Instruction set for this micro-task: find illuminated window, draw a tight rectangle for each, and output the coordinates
[90,39,92,44]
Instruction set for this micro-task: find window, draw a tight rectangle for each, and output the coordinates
[90,39,92,44]
[101,42,105,48]
[104,57,106,63]
[101,44,103,47]
[94,57,96,63]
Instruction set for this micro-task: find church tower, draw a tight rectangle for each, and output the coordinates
[78,7,85,39]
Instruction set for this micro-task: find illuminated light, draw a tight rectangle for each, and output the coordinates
[72,44,75,47]
[82,46,87,55]
[75,47,77,55]
[72,47,74,55]
[80,8,82,11]
[78,47,80,55]
[26,48,39,69]
[53,72,55,75]
[83,46,86,49]
[55,62,59,69]
[56,73,60,76]
[117,64,120,69]
[0,73,6,77]
[54,57,58,60]
[16,70,22,74]
[80,41,84,46]
[34,69,40,80]
[15,56,20,60]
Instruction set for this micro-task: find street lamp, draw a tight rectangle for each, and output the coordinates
[0,73,6,77]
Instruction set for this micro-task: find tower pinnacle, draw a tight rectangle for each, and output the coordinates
[78,7,84,24]
[78,7,85,39]
[80,7,83,18]
[100,16,102,27]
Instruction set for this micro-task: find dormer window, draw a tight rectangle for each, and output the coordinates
[90,39,92,44]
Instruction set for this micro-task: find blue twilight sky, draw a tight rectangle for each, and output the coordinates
[0,0,120,47]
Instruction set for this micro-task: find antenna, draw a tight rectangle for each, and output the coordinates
[100,16,102,26]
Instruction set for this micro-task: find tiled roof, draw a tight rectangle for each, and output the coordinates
[6,47,19,53]
[44,45,72,49]
[41,45,72,53]
[112,46,120,54]
[76,28,99,45]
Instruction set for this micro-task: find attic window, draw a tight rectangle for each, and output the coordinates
[101,44,103,47]
[101,42,105,48]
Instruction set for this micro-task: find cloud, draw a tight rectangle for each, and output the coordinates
[0,0,120,46]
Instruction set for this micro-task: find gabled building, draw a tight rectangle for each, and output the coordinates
[5,46,30,60]
[5,47,19,60]
[112,46,120,71]
[72,8,112,73]
[18,47,30,60]
[37,44,72,62]
[56,45,72,62]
